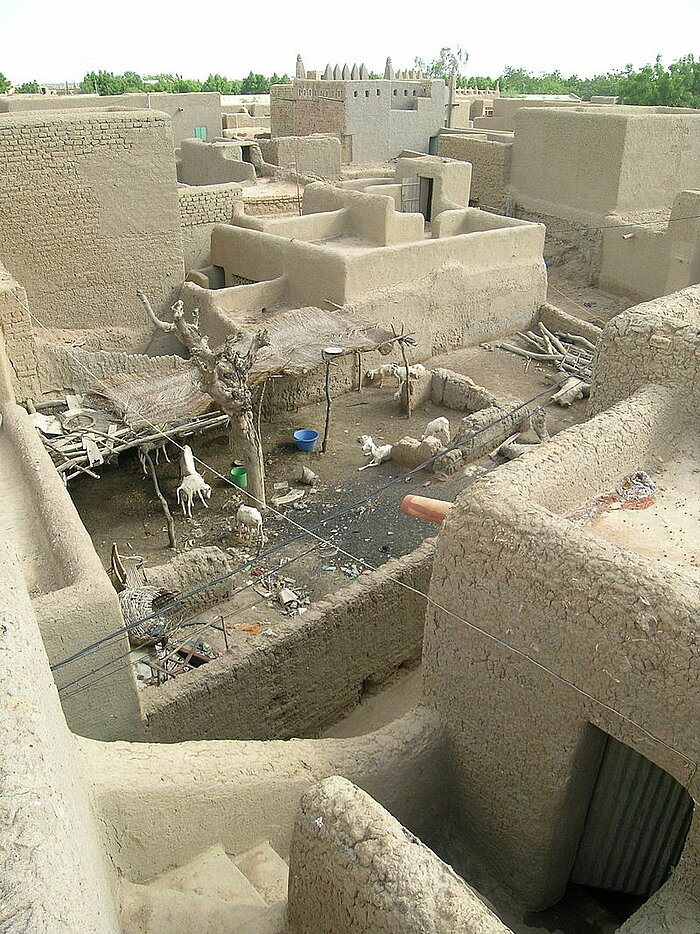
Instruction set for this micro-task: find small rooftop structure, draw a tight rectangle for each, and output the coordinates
[270,55,447,163]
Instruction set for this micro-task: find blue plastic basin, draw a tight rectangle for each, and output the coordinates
[294,429,319,452]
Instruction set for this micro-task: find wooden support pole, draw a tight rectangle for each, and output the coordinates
[143,451,177,550]
[321,359,333,454]
[398,328,412,420]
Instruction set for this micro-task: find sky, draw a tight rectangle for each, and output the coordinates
[2,0,699,85]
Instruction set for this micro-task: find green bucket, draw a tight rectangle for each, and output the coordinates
[230,466,248,488]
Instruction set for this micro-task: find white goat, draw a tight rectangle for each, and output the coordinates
[137,438,171,474]
[358,434,393,470]
[176,445,212,518]
[236,503,264,544]
[421,416,451,445]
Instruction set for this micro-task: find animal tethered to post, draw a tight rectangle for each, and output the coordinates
[138,290,269,507]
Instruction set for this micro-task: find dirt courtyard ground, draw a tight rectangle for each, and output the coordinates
[68,340,586,658]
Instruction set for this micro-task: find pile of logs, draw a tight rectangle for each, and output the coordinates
[498,322,596,407]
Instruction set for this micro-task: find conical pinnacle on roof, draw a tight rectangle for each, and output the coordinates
[359,63,368,79]
[295,54,306,78]
[333,64,341,80]
[351,63,359,80]
[323,64,332,80]
[384,57,395,79]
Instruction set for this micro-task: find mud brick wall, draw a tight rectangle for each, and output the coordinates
[142,540,435,742]
[288,777,511,934]
[178,183,243,269]
[589,286,700,415]
[0,110,184,331]
[437,134,512,213]
[0,263,40,402]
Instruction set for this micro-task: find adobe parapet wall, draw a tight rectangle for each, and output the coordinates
[0,109,184,333]
[0,263,39,402]
[288,776,512,934]
[211,191,546,358]
[423,385,700,912]
[0,402,143,740]
[437,132,513,213]
[143,539,434,743]
[0,90,222,146]
[589,284,700,414]
[178,182,244,269]
[0,541,122,933]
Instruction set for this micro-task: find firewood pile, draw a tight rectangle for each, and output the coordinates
[498,322,596,380]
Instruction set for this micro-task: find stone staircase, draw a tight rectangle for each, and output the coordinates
[120,841,289,933]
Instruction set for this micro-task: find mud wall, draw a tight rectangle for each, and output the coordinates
[0,540,122,933]
[142,540,435,742]
[437,133,512,213]
[178,182,244,270]
[259,135,341,178]
[423,386,700,910]
[0,91,222,147]
[288,776,512,934]
[0,403,143,740]
[589,285,700,415]
[0,110,184,332]
[0,263,39,402]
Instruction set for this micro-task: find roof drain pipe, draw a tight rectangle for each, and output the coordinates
[400,494,452,523]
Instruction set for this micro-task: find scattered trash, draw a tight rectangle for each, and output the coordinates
[272,489,306,508]
[569,471,658,523]
[278,587,300,607]
[298,466,319,486]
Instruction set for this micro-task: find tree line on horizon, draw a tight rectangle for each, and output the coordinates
[1,53,699,107]
[418,48,700,108]
[0,70,292,96]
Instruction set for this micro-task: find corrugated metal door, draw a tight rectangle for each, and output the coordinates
[571,735,693,896]
[401,175,420,214]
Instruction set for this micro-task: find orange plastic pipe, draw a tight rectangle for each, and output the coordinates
[400,494,452,523]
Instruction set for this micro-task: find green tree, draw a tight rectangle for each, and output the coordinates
[0,73,10,93]
[202,73,232,93]
[414,45,469,80]
[122,70,145,92]
[618,55,700,107]
[15,80,40,93]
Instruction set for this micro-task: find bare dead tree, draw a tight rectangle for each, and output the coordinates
[138,291,269,507]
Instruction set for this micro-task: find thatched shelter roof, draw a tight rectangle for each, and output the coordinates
[90,308,394,428]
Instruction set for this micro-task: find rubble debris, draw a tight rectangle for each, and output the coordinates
[298,466,319,486]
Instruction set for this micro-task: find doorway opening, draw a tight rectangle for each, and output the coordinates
[419,176,434,222]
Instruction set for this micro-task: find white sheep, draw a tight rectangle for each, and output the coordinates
[358,435,392,470]
[421,416,451,445]
[365,363,400,387]
[176,444,212,518]
[236,503,264,544]
[177,475,212,518]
